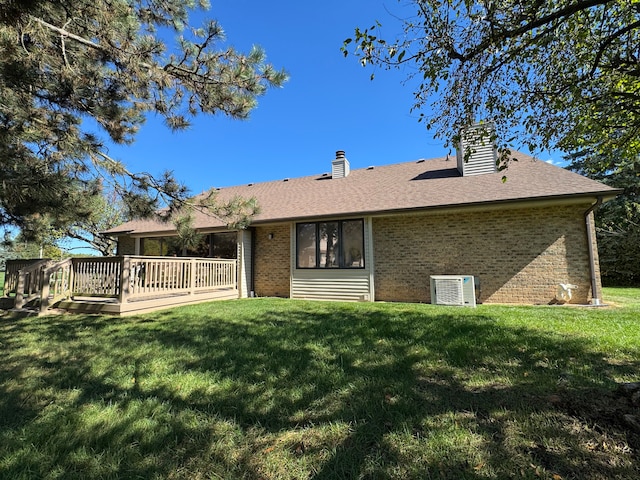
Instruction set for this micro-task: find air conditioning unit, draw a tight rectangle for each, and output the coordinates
[430,275,476,307]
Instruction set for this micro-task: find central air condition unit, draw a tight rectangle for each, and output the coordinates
[430,275,476,307]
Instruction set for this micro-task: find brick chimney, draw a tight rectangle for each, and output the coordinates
[332,150,350,179]
[456,124,498,176]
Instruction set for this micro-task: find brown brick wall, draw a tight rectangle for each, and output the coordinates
[117,236,136,255]
[372,204,597,304]
[253,225,291,298]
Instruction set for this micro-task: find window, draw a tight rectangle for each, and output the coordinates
[296,219,364,269]
[141,236,182,256]
[211,232,237,259]
[140,232,237,258]
[185,234,210,257]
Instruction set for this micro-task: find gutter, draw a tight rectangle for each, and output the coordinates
[584,197,603,305]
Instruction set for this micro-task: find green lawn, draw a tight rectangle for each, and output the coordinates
[1,291,639,479]
[603,286,640,307]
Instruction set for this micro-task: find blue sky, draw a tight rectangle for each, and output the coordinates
[103,0,563,197]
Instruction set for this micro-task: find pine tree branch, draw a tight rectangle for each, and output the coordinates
[30,15,155,70]
[30,15,103,52]
[93,150,228,225]
[30,15,274,95]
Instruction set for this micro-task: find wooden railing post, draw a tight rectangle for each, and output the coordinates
[14,270,26,308]
[68,261,75,299]
[40,268,52,314]
[2,271,8,298]
[189,258,196,296]
[119,256,131,304]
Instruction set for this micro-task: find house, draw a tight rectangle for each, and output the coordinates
[106,140,619,306]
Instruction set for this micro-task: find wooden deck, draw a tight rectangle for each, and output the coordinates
[3,256,239,316]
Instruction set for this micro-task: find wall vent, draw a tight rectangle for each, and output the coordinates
[456,124,497,176]
[430,275,476,307]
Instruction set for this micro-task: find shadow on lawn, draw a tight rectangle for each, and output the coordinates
[1,301,639,479]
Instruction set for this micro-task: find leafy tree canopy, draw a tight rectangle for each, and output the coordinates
[0,0,287,242]
[343,0,640,173]
[569,151,640,285]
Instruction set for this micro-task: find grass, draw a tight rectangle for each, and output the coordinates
[0,290,639,479]
[603,286,640,307]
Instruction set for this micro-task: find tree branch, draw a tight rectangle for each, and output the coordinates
[460,0,617,62]
[590,19,640,77]
[31,15,103,51]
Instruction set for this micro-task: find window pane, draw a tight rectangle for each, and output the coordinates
[212,232,237,259]
[142,237,184,256]
[319,222,339,268]
[297,223,316,268]
[341,220,364,268]
[142,238,161,256]
[165,237,182,256]
[185,234,210,257]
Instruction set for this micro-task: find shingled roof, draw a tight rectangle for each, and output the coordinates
[106,151,619,235]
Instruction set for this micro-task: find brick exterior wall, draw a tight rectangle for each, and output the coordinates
[372,204,599,304]
[117,236,136,255]
[253,224,291,298]
[115,203,602,305]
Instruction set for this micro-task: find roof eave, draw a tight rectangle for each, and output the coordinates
[247,191,622,225]
[109,190,622,234]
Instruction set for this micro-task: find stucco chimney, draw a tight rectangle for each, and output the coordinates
[332,150,350,179]
[456,124,498,176]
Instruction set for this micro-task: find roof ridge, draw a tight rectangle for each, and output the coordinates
[206,155,456,192]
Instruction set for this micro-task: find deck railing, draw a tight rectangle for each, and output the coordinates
[3,256,238,312]
[124,256,237,301]
[72,257,122,297]
[3,259,51,299]
[39,258,74,313]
